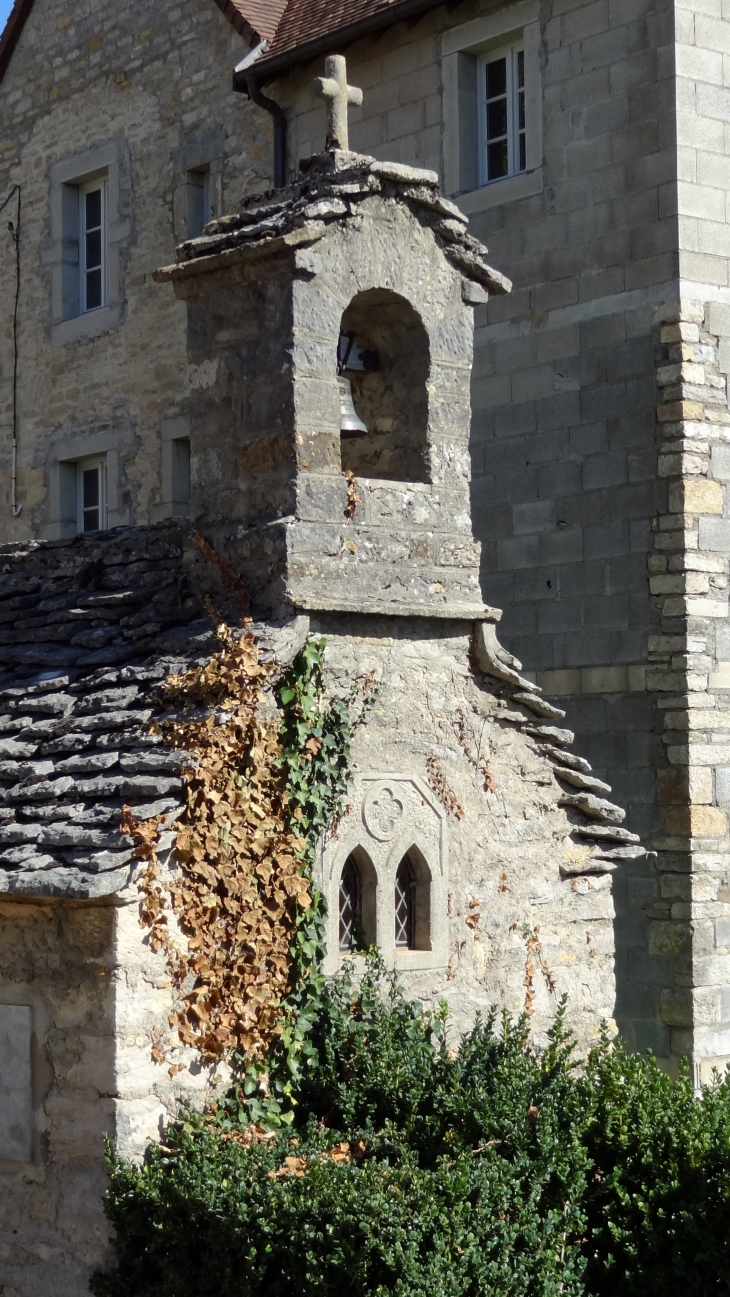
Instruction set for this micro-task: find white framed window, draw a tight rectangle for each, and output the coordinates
[76,456,107,533]
[79,179,108,313]
[185,167,212,239]
[442,2,542,214]
[478,44,526,186]
[50,142,127,342]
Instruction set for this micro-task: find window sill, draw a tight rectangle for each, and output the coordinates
[454,166,543,216]
[51,303,122,347]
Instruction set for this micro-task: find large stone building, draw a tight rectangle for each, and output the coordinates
[1,0,730,1290]
[0,106,638,1294]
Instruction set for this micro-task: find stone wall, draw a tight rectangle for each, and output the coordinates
[249,0,684,1060]
[0,519,633,1297]
[0,894,220,1297]
[0,0,268,540]
[313,613,620,1052]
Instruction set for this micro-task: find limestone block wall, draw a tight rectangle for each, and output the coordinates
[0,899,115,1297]
[313,615,620,1052]
[674,0,730,294]
[649,300,730,1084]
[0,0,269,541]
[0,896,215,1297]
[165,174,493,617]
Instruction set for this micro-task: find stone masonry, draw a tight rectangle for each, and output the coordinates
[2,0,730,1217]
[0,139,643,1297]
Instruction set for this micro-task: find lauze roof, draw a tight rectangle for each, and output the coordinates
[0,0,444,84]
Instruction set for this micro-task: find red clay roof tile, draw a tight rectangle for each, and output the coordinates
[0,0,441,88]
[212,0,288,46]
[250,0,443,79]
[270,0,407,57]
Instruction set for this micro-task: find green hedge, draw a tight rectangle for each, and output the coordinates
[92,962,730,1297]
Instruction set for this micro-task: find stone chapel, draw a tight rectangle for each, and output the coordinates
[0,49,647,1297]
[2,0,730,1293]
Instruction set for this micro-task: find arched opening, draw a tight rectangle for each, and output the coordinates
[338,848,377,952]
[338,288,430,483]
[394,847,431,951]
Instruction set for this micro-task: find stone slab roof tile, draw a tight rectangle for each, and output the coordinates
[0,520,217,902]
[158,150,512,298]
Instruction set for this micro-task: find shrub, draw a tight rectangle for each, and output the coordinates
[92,960,730,1297]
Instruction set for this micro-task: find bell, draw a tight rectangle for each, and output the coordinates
[338,376,368,436]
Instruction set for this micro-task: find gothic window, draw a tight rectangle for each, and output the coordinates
[339,854,361,951]
[394,854,416,950]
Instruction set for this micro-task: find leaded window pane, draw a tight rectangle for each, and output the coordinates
[339,856,361,951]
[394,856,416,950]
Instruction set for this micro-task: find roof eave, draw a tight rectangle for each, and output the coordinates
[234,0,446,89]
[0,0,34,84]
[212,0,265,48]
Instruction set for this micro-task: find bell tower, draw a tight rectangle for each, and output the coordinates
[155,58,511,618]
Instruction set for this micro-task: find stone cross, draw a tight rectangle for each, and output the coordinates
[312,55,363,152]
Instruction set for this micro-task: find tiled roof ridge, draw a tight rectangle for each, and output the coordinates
[471,623,647,875]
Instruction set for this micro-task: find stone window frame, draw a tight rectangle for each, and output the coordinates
[48,140,130,346]
[317,775,449,976]
[150,415,192,522]
[442,0,543,216]
[172,133,224,241]
[40,424,129,540]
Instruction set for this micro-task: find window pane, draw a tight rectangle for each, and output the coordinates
[518,89,526,133]
[85,188,102,230]
[83,508,100,532]
[519,133,526,172]
[85,268,102,310]
[339,856,361,951]
[487,139,509,181]
[85,228,102,270]
[394,856,415,950]
[486,98,508,142]
[517,49,525,90]
[82,468,99,509]
[485,56,507,100]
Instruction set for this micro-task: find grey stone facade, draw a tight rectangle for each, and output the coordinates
[3,0,730,1287]
[0,144,640,1296]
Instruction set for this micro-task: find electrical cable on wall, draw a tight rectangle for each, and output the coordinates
[0,184,21,517]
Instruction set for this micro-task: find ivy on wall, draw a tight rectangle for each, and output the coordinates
[125,627,375,1080]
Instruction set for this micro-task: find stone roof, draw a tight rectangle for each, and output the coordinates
[0,519,644,903]
[159,150,512,296]
[0,520,314,903]
[0,522,215,902]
